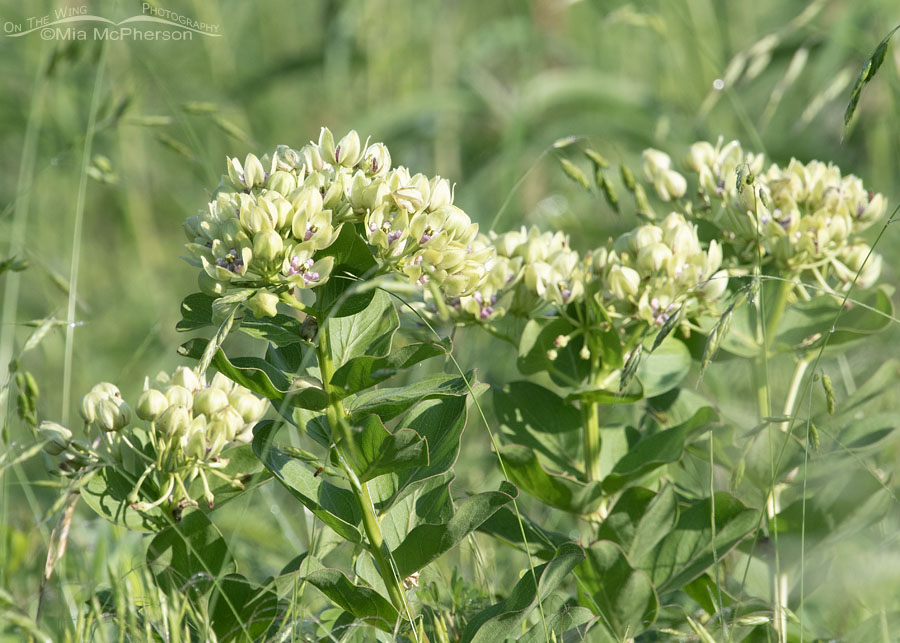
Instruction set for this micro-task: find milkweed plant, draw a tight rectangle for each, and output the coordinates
[28,125,893,642]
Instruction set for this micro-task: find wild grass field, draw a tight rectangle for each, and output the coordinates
[2,0,900,641]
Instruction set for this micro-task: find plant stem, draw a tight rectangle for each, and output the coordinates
[582,400,601,482]
[315,318,412,620]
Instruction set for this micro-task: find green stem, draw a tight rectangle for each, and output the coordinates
[316,318,412,620]
[582,400,601,483]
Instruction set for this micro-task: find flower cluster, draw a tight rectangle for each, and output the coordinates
[683,138,887,290]
[40,367,267,514]
[184,128,497,317]
[594,213,729,326]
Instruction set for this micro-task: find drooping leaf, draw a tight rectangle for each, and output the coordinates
[460,543,585,643]
[347,371,477,422]
[208,573,280,642]
[499,444,605,515]
[326,289,398,367]
[603,407,718,493]
[349,415,429,483]
[315,223,380,317]
[391,481,517,578]
[177,292,216,331]
[146,511,235,599]
[239,313,307,346]
[576,540,658,638]
[331,339,450,398]
[305,568,399,632]
[477,505,570,561]
[179,338,328,411]
[637,492,757,592]
[252,421,362,543]
[637,337,691,397]
[493,380,583,474]
[517,605,596,642]
[80,466,166,532]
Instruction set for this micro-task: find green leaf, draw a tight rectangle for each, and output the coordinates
[460,543,585,643]
[314,223,380,317]
[350,415,429,483]
[239,312,307,346]
[391,481,517,578]
[638,492,757,592]
[603,407,718,493]
[477,505,571,560]
[627,485,679,563]
[775,288,893,351]
[177,292,215,331]
[146,511,235,599]
[844,25,900,131]
[493,380,582,474]
[637,337,691,397]
[208,573,280,642]
[517,605,595,642]
[252,421,362,543]
[499,444,605,515]
[305,568,399,632]
[369,395,469,512]
[80,466,165,532]
[595,486,656,548]
[518,317,589,385]
[326,289,398,367]
[347,371,476,422]
[565,382,643,405]
[179,338,328,411]
[576,540,658,638]
[331,339,450,398]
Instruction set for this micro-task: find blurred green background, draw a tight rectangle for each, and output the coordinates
[1,0,899,638]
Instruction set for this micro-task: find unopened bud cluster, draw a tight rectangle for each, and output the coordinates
[684,138,887,289]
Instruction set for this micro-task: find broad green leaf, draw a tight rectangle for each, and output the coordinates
[179,338,328,410]
[305,568,399,632]
[347,371,476,422]
[350,415,429,483]
[177,292,215,331]
[326,289,398,367]
[493,380,582,475]
[460,543,585,643]
[517,605,595,642]
[292,407,332,448]
[477,505,570,560]
[603,407,718,493]
[637,337,691,397]
[499,444,605,515]
[266,342,306,374]
[378,472,455,551]
[331,339,450,398]
[628,485,679,563]
[576,540,658,638]
[314,223,380,317]
[81,466,165,532]
[146,511,235,599]
[391,481,517,578]
[638,492,757,591]
[252,421,362,543]
[595,486,656,548]
[518,317,589,385]
[370,395,469,512]
[208,573,279,642]
[239,313,306,346]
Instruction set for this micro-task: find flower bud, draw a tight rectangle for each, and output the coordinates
[702,269,730,300]
[216,406,245,442]
[166,385,194,409]
[39,421,72,456]
[266,170,297,196]
[185,425,207,460]
[158,405,190,437]
[642,148,673,177]
[171,367,200,392]
[91,382,121,397]
[137,389,169,422]
[80,391,103,424]
[253,229,283,264]
[318,127,336,165]
[637,242,673,273]
[228,390,267,424]
[97,397,131,432]
[242,154,266,188]
[193,388,229,417]
[198,271,227,297]
[247,291,279,318]
[608,265,641,300]
[209,372,235,394]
